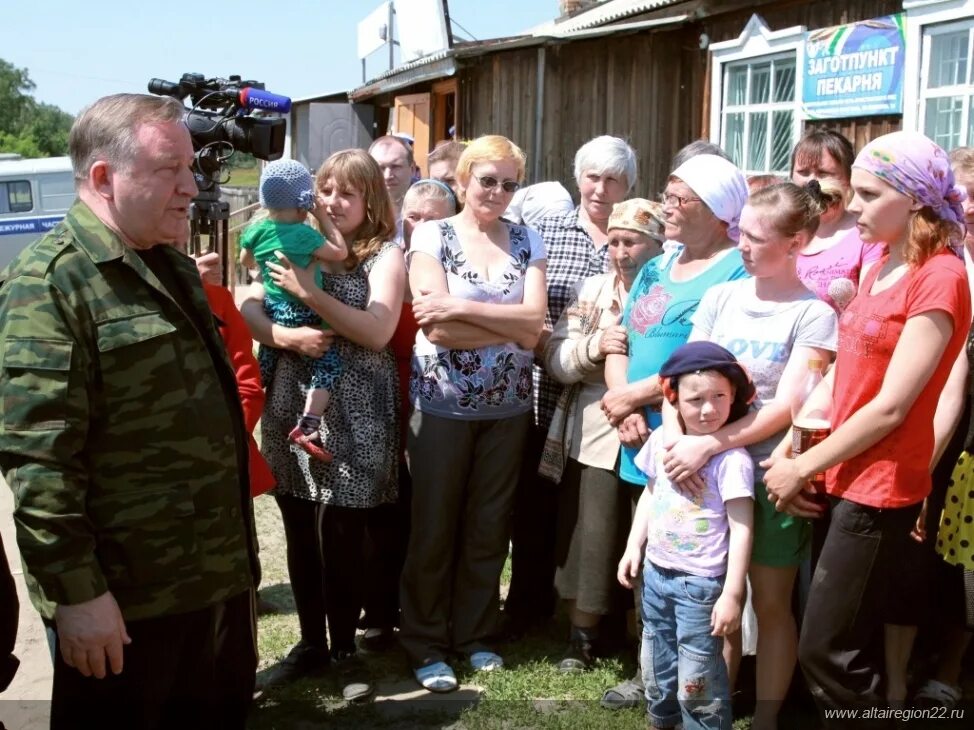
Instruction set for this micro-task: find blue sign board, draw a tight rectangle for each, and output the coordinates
[802,14,905,120]
[0,215,63,237]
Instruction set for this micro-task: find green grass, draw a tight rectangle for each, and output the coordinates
[247,497,800,729]
[228,166,259,188]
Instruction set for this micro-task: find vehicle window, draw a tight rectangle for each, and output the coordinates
[6,181,33,213]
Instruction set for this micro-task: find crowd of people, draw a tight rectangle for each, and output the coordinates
[0,91,972,730]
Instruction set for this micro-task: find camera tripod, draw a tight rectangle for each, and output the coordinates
[188,180,232,289]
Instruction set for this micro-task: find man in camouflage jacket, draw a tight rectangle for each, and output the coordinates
[0,93,258,727]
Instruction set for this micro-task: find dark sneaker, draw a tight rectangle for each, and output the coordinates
[334,650,373,703]
[360,626,396,653]
[262,640,330,689]
[557,639,594,673]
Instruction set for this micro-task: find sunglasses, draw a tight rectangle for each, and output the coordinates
[476,175,521,193]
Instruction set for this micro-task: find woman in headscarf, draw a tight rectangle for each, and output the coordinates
[764,131,972,718]
[542,199,664,672]
[660,182,839,730]
[602,154,751,487]
[598,154,750,709]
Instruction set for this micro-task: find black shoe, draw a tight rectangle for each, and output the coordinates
[255,595,278,616]
[360,626,396,653]
[557,639,594,673]
[262,640,330,689]
[334,650,374,703]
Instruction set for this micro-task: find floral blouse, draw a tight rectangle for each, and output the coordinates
[407,219,547,420]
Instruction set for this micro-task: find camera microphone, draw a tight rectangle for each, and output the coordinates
[238,88,291,114]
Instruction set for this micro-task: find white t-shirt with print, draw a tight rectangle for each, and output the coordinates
[690,278,838,475]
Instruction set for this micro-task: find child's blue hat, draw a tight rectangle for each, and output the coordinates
[259,159,316,211]
[660,341,756,422]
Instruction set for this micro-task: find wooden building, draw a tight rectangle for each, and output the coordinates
[290,0,974,198]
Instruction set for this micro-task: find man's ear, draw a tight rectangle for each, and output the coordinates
[89,160,113,200]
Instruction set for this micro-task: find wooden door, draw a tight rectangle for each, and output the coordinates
[432,79,458,144]
[394,93,431,176]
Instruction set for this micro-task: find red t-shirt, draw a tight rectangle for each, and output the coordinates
[826,252,971,508]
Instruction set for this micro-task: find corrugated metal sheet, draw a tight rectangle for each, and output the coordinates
[350,53,456,101]
[548,0,683,34]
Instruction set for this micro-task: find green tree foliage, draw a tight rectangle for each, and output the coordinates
[0,59,74,158]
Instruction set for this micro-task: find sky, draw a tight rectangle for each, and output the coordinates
[4,0,557,115]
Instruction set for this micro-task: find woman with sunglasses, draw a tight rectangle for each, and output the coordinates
[399,135,547,692]
[506,135,639,639]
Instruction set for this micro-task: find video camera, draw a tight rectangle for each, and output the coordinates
[148,73,290,185]
[148,73,292,283]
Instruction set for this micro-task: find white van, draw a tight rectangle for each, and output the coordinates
[0,156,75,271]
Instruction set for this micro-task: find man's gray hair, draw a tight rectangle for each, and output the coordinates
[69,94,186,183]
[573,135,638,193]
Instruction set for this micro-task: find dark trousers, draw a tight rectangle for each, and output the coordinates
[505,423,558,623]
[49,590,256,730]
[400,410,530,667]
[0,533,19,692]
[361,463,412,629]
[275,493,369,655]
[798,497,921,729]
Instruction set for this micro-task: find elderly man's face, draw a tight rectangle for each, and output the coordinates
[371,140,412,206]
[106,121,198,249]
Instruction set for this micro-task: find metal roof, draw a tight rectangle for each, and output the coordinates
[344,0,689,102]
[350,52,457,102]
[534,0,684,35]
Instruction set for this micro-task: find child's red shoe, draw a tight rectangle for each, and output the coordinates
[288,426,334,462]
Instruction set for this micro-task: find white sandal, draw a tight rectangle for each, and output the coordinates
[914,679,961,708]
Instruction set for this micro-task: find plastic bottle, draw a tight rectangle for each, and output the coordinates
[791,358,832,499]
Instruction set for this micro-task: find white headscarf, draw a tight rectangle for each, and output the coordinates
[670,154,748,241]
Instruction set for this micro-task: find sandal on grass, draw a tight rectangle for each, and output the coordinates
[914,679,961,708]
[600,677,645,710]
[414,661,458,693]
[469,651,503,672]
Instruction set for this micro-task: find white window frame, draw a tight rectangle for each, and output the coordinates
[920,18,974,148]
[709,14,805,176]
[904,0,974,135]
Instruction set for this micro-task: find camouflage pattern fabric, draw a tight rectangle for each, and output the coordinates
[0,201,256,621]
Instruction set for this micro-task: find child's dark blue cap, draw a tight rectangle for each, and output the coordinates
[660,341,756,421]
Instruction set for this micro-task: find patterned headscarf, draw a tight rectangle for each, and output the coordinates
[608,198,665,241]
[853,131,966,241]
[670,154,749,241]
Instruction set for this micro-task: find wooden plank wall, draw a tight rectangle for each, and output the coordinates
[458,29,701,201]
[456,0,906,197]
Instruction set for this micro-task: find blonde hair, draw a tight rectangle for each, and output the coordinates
[455,135,527,188]
[748,181,827,239]
[315,149,396,270]
[950,147,974,179]
[69,93,185,183]
[404,180,457,215]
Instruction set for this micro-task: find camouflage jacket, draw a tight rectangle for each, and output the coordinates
[0,201,257,621]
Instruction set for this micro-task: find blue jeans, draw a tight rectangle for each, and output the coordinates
[640,559,732,730]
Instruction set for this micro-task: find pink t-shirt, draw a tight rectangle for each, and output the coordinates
[827,252,971,508]
[634,429,754,578]
[796,228,884,313]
